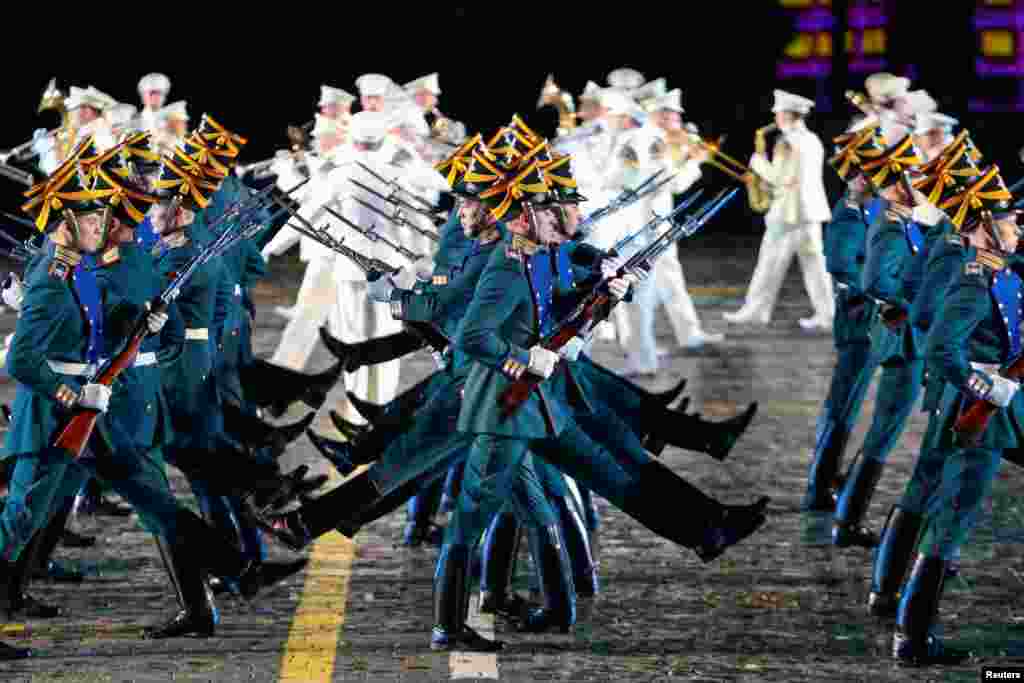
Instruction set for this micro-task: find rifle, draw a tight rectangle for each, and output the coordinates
[572,169,675,240]
[953,357,1024,445]
[323,204,423,263]
[270,196,451,357]
[497,187,738,420]
[354,161,446,223]
[611,188,704,255]
[51,195,286,459]
[349,181,439,243]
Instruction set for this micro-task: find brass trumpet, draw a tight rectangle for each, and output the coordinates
[687,129,774,213]
[537,74,578,135]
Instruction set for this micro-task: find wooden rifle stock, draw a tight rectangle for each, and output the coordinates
[52,300,164,458]
[953,355,1024,446]
[497,294,609,420]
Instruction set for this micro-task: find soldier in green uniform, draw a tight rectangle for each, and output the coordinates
[889,166,1019,666]
[0,141,264,653]
[803,121,883,511]
[827,134,930,547]
[868,135,984,616]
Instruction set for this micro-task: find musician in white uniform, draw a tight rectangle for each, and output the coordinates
[602,89,718,374]
[262,114,350,373]
[306,111,438,415]
[723,89,834,330]
[912,109,957,164]
[150,101,189,156]
[403,72,467,164]
[320,85,355,122]
[355,73,393,114]
[137,73,171,134]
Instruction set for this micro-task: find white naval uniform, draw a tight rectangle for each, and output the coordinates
[311,140,430,418]
[558,120,634,346]
[602,124,705,373]
[263,149,346,373]
[729,121,833,324]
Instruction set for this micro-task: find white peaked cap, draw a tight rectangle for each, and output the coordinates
[349,110,392,144]
[607,68,645,90]
[865,72,910,102]
[138,73,171,94]
[580,81,603,100]
[313,114,343,138]
[914,112,959,135]
[632,78,667,103]
[649,88,684,113]
[320,85,356,107]
[404,73,440,95]
[160,100,189,121]
[903,89,938,116]
[355,73,393,97]
[66,85,118,111]
[772,89,815,114]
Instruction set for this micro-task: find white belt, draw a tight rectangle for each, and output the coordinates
[98,352,157,368]
[185,328,209,341]
[234,284,242,297]
[971,362,1001,375]
[47,361,96,377]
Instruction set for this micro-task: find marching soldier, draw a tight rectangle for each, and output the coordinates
[723,89,834,329]
[888,168,1019,666]
[403,73,467,164]
[319,85,355,124]
[355,73,393,114]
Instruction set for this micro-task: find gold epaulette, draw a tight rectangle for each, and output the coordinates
[477,227,501,245]
[885,204,912,222]
[98,246,120,266]
[432,274,449,286]
[502,356,527,380]
[510,234,540,255]
[975,249,1005,272]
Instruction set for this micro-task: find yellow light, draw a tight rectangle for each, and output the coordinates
[982,30,1015,57]
[863,28,887,55]
[816,32,833,57]
[784,33,815,59]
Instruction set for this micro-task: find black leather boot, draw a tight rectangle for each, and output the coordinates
[328,411,370,442]
[144,535,218,639]
[519,524,575,634]
[2,529,62,618]
[833,454,885,548]
[345,379,431,427]
[306,429,357,477]
[320,326,425,372]
[479,511,527,619]
[240,359,343,418]
[868,507,923,618]
[643,402,758,460]
[802,421,850,512]
[893,554,971,666]
[556,494,599,598]
[30,498,83,584]
[430,544,503,652]
[222,403,314,459]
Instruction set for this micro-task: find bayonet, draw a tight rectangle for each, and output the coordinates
[323,204,423,263]
[350,194,438,244]
[355,161,443,215]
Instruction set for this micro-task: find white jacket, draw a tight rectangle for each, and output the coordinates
[749,122,831,225]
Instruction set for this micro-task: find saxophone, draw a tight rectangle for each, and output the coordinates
[747,123,778,213]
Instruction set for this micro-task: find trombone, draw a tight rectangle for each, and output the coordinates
[685,130,775,213]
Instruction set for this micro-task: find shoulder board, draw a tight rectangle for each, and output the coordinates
[976,250,1006,272]
[98,246,120,266]
[432,274,449,286]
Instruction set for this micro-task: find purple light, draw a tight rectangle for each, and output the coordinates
[777,61,831,79]
[849,58,887,72]
[974,8,1024,30]
[848,6,886,28]
[795,9,834,32]
[976,57,1024,76]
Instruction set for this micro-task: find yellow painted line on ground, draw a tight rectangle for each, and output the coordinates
[279,463,360,683]
[279,532,357,682]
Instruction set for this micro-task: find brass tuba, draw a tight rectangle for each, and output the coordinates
[748,123,779,213]
[537,74,577,136]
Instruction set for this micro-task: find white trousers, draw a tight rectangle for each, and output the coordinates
[624,254,703,372]
[334,281,403,422]
[270,259,342,371]
[736,218,834,322]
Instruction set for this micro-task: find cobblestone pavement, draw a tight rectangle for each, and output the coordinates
[1,235,1023,681]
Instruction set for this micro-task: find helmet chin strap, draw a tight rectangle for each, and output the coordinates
[983,214,1010,254]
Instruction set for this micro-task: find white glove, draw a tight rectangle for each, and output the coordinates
[367,272,396,303]
[988,374,1019,408]
[414,255,435,282]
[558,336,586,362]
[911,201,946,227]
[601,255,625,281]
[77,383,112,413]
[145,302,168,335]
[607,273,638,300]
[260,244,274,260]
[2,273,24,311]
[528,346,559,379]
